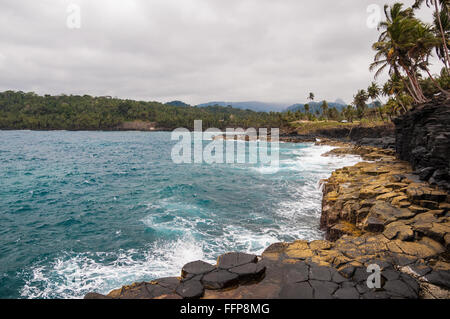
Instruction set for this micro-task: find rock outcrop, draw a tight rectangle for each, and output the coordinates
[281,124,395,146]
[394,97,450,190]
[85,144,449,300]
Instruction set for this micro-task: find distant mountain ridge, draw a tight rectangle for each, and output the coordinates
[168,99,349,113]
[196,101,290,112]
[165,100,191,107]
[197,99,348,113]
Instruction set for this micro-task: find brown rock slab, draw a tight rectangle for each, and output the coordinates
[181,260,216,278]
[176,279,204,299]
[309,240,332,251]
[217,252,257,269]
[153,277,180,290]
[229,262,266,283]
[84,292,112,299]
[333,287,360,299]
[366,201,415,225]
[283,262,309,283]
[278,282,314,299]
[383,279,417,299]
[202,270,239,290]
[376,192,402,201]
[285,248,314,259]
[310,280,339,299]
[383,222,414,241]
[262,242,287,261]
[393,238,445,259]
[309,265,332,281]
[363,216,385,233]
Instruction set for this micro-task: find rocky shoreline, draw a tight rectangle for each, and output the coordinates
[85,139,450,300]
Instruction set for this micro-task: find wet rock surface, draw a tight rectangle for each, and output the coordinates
[85,144,449,300]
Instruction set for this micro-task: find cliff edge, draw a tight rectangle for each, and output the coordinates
[394,97,450,191]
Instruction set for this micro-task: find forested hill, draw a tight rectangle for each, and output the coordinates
[0,91,287,131]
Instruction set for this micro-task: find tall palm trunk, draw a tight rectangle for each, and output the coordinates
[411,70,428,101]
[402,65,426,103]
[404,64,428,102]
[434,1,450,71]
[403,78,418,101]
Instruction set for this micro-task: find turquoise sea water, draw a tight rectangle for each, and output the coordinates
[0,131,361,298]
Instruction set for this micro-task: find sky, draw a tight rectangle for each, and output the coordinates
[0,0,444,109]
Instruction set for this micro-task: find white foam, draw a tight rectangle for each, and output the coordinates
[20,234,206,299]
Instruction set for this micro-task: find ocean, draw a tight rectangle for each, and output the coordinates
[0,131,361,298]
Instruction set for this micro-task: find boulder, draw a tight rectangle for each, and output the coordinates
[217,252,258,269]
[181,260,216,278]
[202,270,240,290]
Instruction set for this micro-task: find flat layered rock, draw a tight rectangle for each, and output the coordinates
[333,287,360,299]
[217,252,258,269]
[107,282,173,299]
[383,222,414,241]
[309,265,332,281]
[279,282,314,299]
[366,202,415,225]
[229,262,266,282]
[181,260,216,278]
[176,279,204,299]
[310,280,339,299]
[383,279,417,299]
[202,270,240,290]
[153,277,180,290]
[283,262,309,283]
[84,292,112,299]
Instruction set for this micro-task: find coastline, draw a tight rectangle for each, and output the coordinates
[85,139,450,300]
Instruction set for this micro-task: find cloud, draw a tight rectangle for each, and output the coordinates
[0,0,442,108]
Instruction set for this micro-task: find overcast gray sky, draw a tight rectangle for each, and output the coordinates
[0,0,443,108]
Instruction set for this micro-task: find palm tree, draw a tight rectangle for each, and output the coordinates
[413,0,450,71]
[413,22,449,95]
[370,3,441,104]
[343,105,355,122]
[353,90,369,119]
[304,103,310,114]
[382,75,409,112]
[368,82,383,120]
[368,82,381,101]
[321,101,329,119]
[308,92,315,101]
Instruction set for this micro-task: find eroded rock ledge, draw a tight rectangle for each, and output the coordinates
[85,144,450,300]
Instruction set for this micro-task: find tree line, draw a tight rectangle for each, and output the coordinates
[0,91,291,131]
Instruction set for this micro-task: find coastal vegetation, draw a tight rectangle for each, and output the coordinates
[366,1,449,117]
[0,91,288,131]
